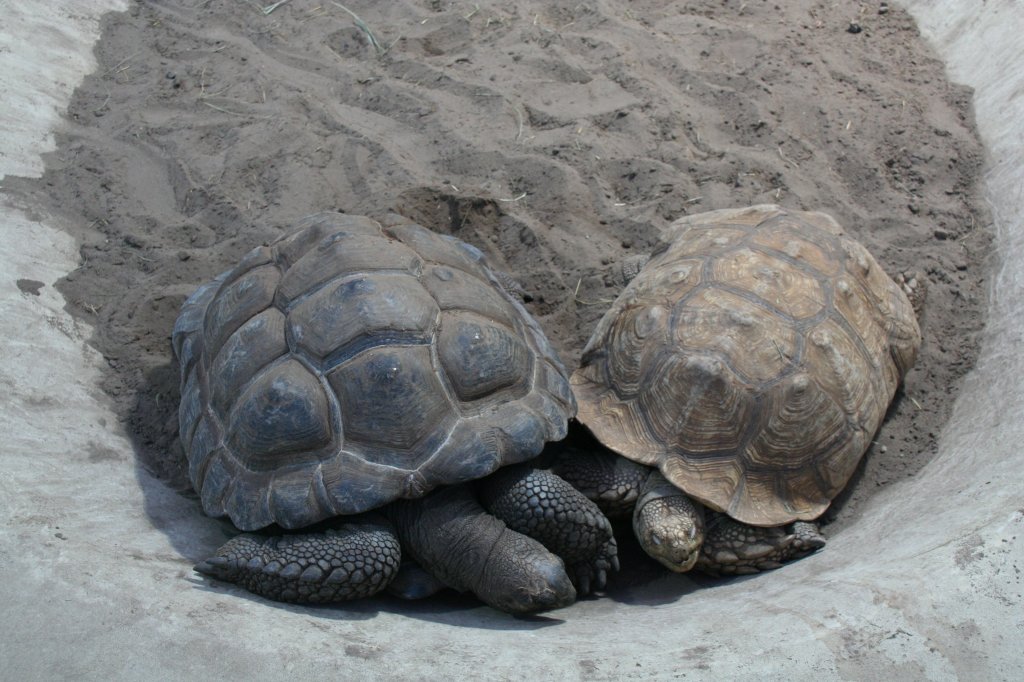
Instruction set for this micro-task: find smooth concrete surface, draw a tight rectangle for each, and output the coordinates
[1,2,1021,679]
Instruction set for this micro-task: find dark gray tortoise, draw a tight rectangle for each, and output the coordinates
[559,206,922,576]
[172,212,616,614]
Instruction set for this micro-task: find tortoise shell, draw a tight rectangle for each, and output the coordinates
[571,205,920,526]
[173,213,574,531]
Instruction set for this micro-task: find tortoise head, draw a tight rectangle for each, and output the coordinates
[632,484,705,572]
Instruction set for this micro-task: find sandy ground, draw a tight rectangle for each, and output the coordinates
[3,0,991,570]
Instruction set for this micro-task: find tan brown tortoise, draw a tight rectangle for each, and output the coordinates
[557,205,922,576]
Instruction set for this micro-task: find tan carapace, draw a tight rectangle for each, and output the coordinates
[572,205,921,527]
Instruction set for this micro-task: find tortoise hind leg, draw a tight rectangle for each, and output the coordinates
[194,514,402,603]
[695,513,826,576]
[479,465,619,596]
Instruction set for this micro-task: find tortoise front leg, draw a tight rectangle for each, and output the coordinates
[194,514,402,603]
[695,512,826,575]
[548,446,648,520]
[479,465,619,595]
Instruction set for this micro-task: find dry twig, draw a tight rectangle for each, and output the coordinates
[330,2,399,57]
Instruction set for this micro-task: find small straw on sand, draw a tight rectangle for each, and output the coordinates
[261,0,292,14]
[330,2,397,57]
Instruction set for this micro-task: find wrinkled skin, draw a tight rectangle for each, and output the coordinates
[391,484,576,614]
[480,464,618,595]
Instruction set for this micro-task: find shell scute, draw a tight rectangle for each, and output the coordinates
[328,345,455,461]
[437,312,532,404]
[277,231,423,307]
[288,273,438,364]
[227,359,335,471]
